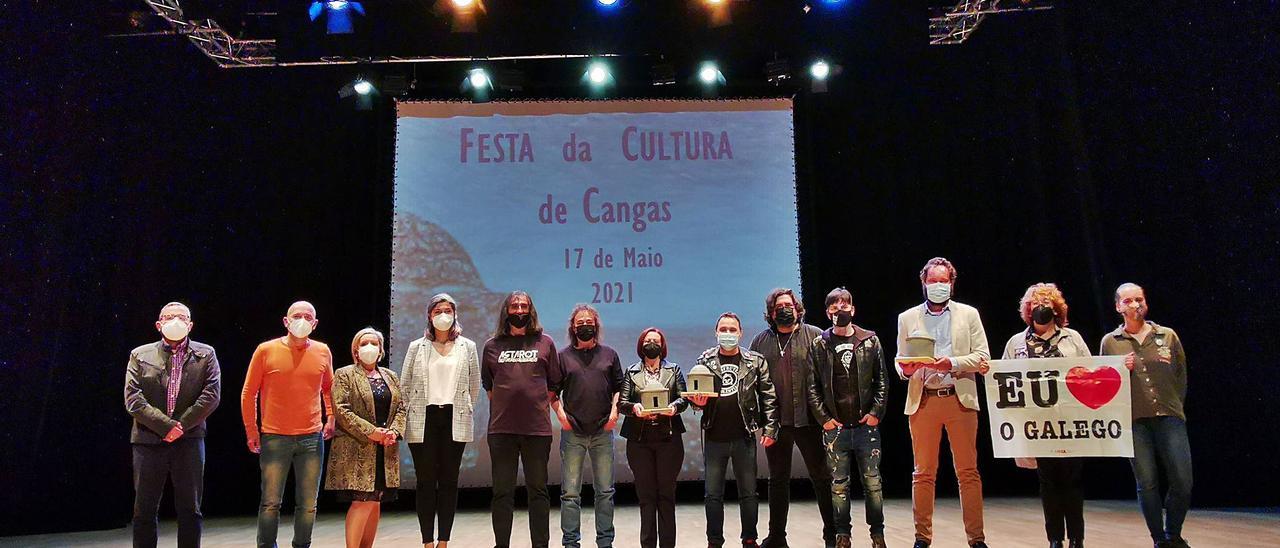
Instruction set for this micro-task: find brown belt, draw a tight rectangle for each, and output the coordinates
[924,386,955,397]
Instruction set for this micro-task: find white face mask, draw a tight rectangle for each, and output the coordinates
[432,313,455,332]
[717,332,739,350]
[357,343,380,365]
[160,319,190,341]
[925,282,952,304]
[288,317,314,338]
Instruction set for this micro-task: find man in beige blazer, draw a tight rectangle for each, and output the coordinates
[895,258,990,548]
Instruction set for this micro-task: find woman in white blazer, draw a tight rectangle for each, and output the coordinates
[400,293,481,548]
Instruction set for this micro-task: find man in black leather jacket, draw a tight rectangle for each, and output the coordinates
[807,288,889,548]
[749,288,835,548]
[687,312,780,548]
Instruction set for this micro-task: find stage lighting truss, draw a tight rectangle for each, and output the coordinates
[928,0,1053,46]
[140,0,613,68]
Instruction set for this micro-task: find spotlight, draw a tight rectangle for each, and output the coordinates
[810,61,830,80]
[808,60,841,93]
[338,76,375,110]
[461,68,493,102]
[698,62,723,85]
[435,0,483,33]
[702,0,731,27]
[468,69,490,89]
[587,62,610,85]
[309,0,365,35]
[596,0,620,7]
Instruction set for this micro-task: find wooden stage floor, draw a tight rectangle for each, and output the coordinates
[6,498,1277,547]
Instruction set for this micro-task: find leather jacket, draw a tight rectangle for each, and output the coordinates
[807,326,889,425]
[617,360,689,440]
[690,346,780,440]
[750,323,823,427]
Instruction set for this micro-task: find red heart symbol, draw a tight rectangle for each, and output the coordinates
[1065,366,1122,410]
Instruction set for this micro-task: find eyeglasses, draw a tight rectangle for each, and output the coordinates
[159,314,191,322]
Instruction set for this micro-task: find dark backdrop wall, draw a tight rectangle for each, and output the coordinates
[3,0,1277,537]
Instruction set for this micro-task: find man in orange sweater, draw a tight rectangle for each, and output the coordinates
[241,301,335,548]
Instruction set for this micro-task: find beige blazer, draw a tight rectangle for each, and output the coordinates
[895,301,990,414]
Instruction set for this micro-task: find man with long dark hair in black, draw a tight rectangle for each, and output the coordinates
[482,291,564,548]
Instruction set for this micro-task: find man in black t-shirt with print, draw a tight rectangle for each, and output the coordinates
[808,288,890,548]
[687,312,780,548]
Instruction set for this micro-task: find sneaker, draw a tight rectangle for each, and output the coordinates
[743,541,759,547]
[760,537,787,548]
[971,543,990,548]
[912,541,930,548]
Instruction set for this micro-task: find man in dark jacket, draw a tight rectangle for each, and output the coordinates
[807,288,889,548]
[125,301,221,548]
[687,312,780,548]
[749,288,834,548]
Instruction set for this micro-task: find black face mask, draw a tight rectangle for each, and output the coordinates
[833,310,853,327]
[775,307,796,326]
[1032,305,1055,326]
[574,325,597,342]
[506,313,531,328]
[642,343,662,359]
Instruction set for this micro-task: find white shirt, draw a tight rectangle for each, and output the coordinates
[425,341,461,406]
[922,304,955,389]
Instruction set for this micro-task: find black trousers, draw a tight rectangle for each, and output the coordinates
[764,424,835,542]
[408,405,467,543]
[489,433,552,548]
[1037,457,1085,542]
[132,438,205,548]
[626,435,684,548]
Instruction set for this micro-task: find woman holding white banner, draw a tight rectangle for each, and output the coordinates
[987,283,1091,548]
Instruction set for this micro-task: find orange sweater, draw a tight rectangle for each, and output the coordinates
[241,337,335,436]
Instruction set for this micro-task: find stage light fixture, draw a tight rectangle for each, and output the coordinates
[353,79,374,95]
[588,62,610,85]
[698,62,724,85]
[309,0,365,35]
[765,58,791,85]
[435,0,483,33]
[649,62,676,86]
[461,67,493,102]
[702,0,731,27]
[469,69,490,89]
[808,60,841,93]
[810,61,830,80]
[596,0,620,7]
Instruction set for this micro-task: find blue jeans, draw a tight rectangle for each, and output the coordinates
[256,433,324,548]
[1131,416,1193,542]
[704,435,758,546]
[824,424,884,537]
[560,430,616,548]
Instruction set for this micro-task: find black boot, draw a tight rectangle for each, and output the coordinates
[1068,540,1083,548]
[1049,542,1064,548]
[912,541,930,548]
